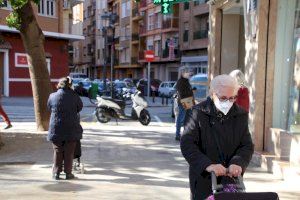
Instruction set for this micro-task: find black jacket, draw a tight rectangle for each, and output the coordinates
[47,88,83,142]
[180,97,254,200]
[175,77,193,101]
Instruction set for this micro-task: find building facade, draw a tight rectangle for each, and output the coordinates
[138,0,180,81]
[209,0,300,179]
[0,0,84,97]
[179,0,209,75]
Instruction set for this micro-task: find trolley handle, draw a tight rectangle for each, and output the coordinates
[211,170,246,194]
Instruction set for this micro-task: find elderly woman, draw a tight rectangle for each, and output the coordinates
[180,74,254,200]
[229,69,249,112]
[47,77,83,180]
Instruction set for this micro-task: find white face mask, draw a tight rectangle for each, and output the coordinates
[213,96,234,115]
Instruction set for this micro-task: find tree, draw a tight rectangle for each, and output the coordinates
[1,0,52,131]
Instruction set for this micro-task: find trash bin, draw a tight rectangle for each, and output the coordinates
[89,82,98,99]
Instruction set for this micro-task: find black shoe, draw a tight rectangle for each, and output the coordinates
[66,173,75,180]
[52,173,60,180]
[175,135,180,141]
[4,124,12,130]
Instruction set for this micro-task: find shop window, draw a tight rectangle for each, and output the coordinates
[38,0,56,17]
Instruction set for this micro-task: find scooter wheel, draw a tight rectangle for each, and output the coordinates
[96,107,111,123]
[139,109,151,126]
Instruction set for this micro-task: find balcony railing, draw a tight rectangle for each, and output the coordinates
[193,30,208,40]
[162,49,180,59]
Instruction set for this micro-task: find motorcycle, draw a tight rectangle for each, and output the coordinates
[94,90,151,126]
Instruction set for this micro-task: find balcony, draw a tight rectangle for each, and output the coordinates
[193,30,208,40]
[162,49,180,59]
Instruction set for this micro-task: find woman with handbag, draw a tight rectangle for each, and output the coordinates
[174,69,194,141]
[180,74,254,200]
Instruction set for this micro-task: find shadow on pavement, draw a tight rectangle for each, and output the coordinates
[41,182,92,192]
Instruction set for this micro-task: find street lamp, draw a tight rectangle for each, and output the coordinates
[101,12,117,98]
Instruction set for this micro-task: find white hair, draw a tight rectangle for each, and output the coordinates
[209,74,239,96]
[229,69,246,86]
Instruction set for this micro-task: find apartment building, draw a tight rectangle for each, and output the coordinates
[138,0,180,81]
[0,0,84,96]
[179,0,209,75]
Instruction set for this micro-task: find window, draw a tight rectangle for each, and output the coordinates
[97,49,100,59]
[38,0,56,17]
[121,1,131,18]
[183,22,189,42]
[184,2,189,10]
[148,13,154,30]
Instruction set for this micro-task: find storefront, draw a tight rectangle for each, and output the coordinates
[208,0,300,177]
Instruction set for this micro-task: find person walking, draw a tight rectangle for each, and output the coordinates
[229,69,249,112]
[180,74,254,199]
[47,77,83,180]
[0,89,12,129]
[175,69,193,141]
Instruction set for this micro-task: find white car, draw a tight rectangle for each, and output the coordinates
[158,81,176,97]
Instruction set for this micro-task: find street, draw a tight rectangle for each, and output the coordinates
[0,97,299,200]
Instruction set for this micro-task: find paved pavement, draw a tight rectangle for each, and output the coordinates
[0,97,299,200]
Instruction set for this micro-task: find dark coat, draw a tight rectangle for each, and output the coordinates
[47,88,83,142]
[175,77,193,101]
[180,97,254,200]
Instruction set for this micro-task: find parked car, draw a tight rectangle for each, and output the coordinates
[158,81,176,97]
[69,72,87,79]
[137,78,162,96]
[171,74,209,118]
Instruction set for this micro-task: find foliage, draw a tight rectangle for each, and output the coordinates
[0,0,40,30]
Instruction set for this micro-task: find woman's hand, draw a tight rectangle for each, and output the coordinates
[228,164,242,177]
[206,164,227,177]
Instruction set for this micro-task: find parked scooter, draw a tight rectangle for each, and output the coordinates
[94,90,151,125]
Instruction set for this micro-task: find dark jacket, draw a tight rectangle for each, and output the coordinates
[180,97,254,200]
[175,77,193,101]
[47,88,83,142]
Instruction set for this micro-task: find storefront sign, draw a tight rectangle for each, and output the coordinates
[15,53,28,67]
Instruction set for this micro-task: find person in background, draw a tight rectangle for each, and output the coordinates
[229,69,249,112]
[180,74,254,199]
[0,87,12,129]
[47,77,83,180]
[175,69,193,141]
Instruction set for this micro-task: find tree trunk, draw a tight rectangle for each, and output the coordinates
[17,1,52,131]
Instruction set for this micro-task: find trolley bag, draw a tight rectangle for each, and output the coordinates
[209,171,279,200]
[74,140,81,159]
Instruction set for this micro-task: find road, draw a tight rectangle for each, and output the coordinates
[0,97,299,199]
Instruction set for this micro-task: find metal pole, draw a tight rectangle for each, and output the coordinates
[110,42,114,98]
[147,62,150,98]
[103,28,107,94]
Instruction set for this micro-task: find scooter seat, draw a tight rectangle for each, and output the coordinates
[101,96,126,109]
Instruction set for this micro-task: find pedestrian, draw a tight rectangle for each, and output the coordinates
[229,69,249,112]
[180,74,254,200]
[175,68,194,141]
[47,76,83,180]
[0,91,12,129]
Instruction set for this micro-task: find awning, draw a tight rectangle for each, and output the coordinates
[0,25,84,41]
[181,56,208,63]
